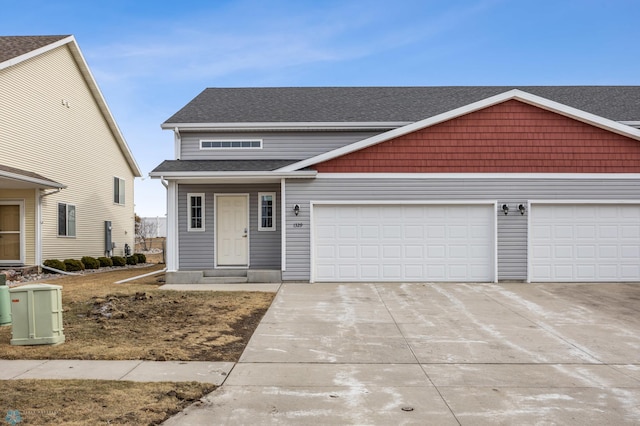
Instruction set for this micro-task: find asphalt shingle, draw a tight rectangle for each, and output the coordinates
[0,35,69,64]
[164,86,640,124]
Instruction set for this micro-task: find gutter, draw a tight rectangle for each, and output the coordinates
[161,121,409,131]
[149,170,317,180]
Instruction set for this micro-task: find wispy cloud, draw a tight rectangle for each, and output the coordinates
[86,0,500,85]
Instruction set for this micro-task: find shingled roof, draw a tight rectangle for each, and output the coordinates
[0,35,70,64]
[164,86,640,125]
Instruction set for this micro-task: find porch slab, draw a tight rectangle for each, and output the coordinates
[159,283,280,292]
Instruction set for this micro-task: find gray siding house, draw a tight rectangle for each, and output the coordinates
[151,87,640,284]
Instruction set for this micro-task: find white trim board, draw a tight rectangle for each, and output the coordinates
[277,89,640,173]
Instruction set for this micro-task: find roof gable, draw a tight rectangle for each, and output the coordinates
[0,35,141,177]
[277,90,640,173]
[313,99,640,174]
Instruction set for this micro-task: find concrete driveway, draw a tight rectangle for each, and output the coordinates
[165,282,640,425]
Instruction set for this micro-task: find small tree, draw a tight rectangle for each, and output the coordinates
[135,215,158,251]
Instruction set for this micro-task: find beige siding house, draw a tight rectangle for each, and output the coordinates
[0,35,141,268]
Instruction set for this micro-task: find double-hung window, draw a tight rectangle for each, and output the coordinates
[258,192,276,231]
[114,177,125,205]
[58,203,76,237]
[188,193,204,231]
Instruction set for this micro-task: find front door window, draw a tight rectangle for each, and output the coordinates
[0,204,21,262]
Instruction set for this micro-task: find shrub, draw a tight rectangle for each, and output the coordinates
[111,256,126,267]
[43,259,66,272]
[81,256,100,270]
[98,257,113,267]
[64,259,85,272]
[126,255,138,265]
[133,253,146,264]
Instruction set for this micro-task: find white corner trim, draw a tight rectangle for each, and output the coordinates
[276,89,640,173]
[280,178,286,272]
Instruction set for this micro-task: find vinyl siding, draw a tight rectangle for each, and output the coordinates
[177,183,281,270]
[0,189,37,265]
[282,177,640,281]
[179,131,382,160]
[0,44,136,260]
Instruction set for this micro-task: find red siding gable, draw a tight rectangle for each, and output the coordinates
[314,100,640,173]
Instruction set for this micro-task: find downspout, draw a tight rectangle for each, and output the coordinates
[37,188,62,270]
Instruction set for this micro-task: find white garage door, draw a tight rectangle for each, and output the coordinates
[313,204,495,282]
[530,204,640,282]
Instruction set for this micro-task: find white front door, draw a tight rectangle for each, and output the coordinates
[0,202,23,264]
[216,195,249,266]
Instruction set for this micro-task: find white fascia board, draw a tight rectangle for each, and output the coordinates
[0,35,74,71]
[65,37,143,177]
[277,89,640,172]
[620,121,640,129]
[316,173,640,179]
[161,121,409,131]
[149,171,317,180]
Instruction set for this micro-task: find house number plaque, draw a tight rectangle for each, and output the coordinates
[293,223,304,228]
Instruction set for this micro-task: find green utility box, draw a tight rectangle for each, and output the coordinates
[10,284,65,346]
[0,274,10,325]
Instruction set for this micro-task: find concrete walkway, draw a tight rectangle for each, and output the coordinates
[165,282,640,425]
[0,359,233,385]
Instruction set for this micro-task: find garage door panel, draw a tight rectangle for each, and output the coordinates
[313,204,494,282]
[530,204,640,282]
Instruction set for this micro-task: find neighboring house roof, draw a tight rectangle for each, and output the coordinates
[163,86,640,127]
[278,89,640,172]
[0,163,65,189]
[0,35,69,64]
[0,35,142,177]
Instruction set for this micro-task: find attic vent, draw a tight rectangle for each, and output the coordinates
[200,139,262,149]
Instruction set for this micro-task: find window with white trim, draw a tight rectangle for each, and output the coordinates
[258,192,276,231]
[58,203,76,237]
[200,139,262,149]
[188,193,205,231]
[114,177,125,205]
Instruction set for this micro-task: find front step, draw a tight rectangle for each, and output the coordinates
[200,276,248,284]
[203,269,247,278]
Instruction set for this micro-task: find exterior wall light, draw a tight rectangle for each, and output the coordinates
[502,204,509,215]
[519,204,526,215]
[293,204,300,216]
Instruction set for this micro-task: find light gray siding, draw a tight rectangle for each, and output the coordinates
[177,183,281,270]
[283,177,640,282]
[179,131,382,160]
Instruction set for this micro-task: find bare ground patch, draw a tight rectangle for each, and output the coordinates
[0,380,215,425]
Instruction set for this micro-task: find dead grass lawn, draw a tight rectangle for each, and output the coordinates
[0,266,275,424]
[0,265,274,361]
[0,379,214,425]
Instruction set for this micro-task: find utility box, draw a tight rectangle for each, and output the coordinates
[10,284,65,346]
[0,275,10,325]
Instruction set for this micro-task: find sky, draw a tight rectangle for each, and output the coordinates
[1,0,639,217]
